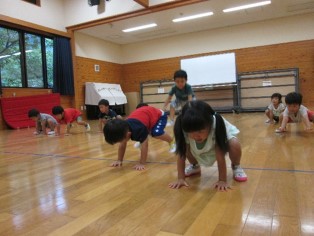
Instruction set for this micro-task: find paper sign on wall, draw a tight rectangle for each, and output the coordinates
[262,81,272,86]
[158,88,165,93]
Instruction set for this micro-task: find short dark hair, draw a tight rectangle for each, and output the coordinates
[52,106,64,115]
[271,93,282,103]
[104,119,129,144]
[28,108,40,118]
[174,69,188,81]
[285,92,302,105]
[98,99,109,106]
[136,103,148,109]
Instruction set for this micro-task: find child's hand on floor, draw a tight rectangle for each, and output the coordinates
[213,180,232,192]
[133,164,145,171]
[168,179,189,189]
[110,160,122,167]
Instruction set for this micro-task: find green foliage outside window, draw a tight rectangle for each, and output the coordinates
[0,26,53,88]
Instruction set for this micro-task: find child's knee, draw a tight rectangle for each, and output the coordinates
[228,138,242,155]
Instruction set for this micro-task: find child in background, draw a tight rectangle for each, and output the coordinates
[163,69,195,126]
[28,108,58,135]
[276,92,314,132]
[168,101,247,191]
[265,93,285,124]
[52,106,90,135]
[104,105,176,171]
[98,99,122,132]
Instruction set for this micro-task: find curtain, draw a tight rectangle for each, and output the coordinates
[53,37,74,95]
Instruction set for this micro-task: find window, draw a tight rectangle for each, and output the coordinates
[0,26,54,88]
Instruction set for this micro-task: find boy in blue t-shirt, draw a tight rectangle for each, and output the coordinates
[163,69,195,126]
[98,99,122,132]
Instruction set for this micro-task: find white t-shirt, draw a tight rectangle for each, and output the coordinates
[283,105,308,123]
[184,116,239,166]
[38,113,58,124]
[267,103,285,117]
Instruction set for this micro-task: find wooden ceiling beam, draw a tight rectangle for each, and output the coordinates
[67,0,207,31]
[133,0,149,8]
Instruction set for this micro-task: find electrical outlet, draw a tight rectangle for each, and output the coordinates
[81,106,84,110]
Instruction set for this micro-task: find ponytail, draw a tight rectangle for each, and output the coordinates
[174,114,186,159]
[213,113,229,152]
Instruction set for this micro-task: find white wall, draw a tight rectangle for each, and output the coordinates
[0,0,66,32]
[121,13,314,64]
[64,0,143,27]
[75,32,122,63]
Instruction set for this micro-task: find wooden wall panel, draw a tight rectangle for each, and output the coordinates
[240,76,295,87]
[1,88,52,98]
[122,58,180,93]
[241,98,270,108]
[74,57,123,118]
[121,40,314,110]
[2,40,313,130]
[241,86,295,98]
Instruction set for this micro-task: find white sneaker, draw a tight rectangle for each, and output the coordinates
[185,164,201,177]
[47,131,55,135]
[85,124,91,132]
[134,142,141,149]
[169,141,176,153]
[232,165,247,182]
[166,120,174,127]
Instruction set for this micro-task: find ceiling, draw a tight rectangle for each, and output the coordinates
[77,0,314,45]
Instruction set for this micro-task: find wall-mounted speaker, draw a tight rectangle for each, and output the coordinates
[88,0,100,6]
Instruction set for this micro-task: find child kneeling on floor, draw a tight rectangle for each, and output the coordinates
[168,100,247,191]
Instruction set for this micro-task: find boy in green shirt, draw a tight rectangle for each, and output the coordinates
[163,69,195,126]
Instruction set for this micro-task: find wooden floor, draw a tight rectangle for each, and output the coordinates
[0,113,313,236]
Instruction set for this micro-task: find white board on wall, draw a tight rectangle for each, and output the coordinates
[180,52,236,86]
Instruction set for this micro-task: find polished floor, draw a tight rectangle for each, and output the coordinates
[0,113,313,236]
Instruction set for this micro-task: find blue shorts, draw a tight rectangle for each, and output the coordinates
[151,112,167,137]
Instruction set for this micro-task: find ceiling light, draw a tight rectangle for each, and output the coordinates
[172,12,213,23]
[223,1,271,13]
[122,23,157,33]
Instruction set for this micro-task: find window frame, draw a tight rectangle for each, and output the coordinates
[0,25,53,89]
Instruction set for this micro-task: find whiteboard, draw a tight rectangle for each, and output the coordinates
[180,52,237,86]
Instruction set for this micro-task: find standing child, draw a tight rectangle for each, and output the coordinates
[52,106,90,135]
[163,69,195,126]
[104,105,176,171]
[28,108,58,135]
[276,92,314,132]
[265,93,285,124]
[168,101,247,191]
[98,99,122,132]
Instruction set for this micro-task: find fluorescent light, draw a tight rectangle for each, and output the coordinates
[122,23,157,33]
[223,1,271,13]
[172,12,213,23]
